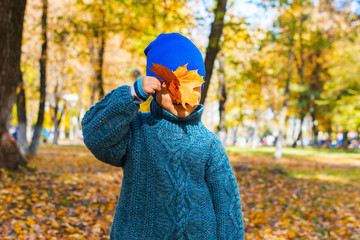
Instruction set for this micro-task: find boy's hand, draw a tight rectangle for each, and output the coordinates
[142,76,162,95]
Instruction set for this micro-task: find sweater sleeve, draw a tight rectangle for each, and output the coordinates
[80,85,139,168]
[129,76,151,104]
[204,137,245,240]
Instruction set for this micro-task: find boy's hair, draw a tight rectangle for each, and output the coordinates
[144,32,206,96]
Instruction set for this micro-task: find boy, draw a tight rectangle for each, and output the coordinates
[81,33,245,239]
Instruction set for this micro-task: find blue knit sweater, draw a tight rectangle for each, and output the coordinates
[81,85,245,239]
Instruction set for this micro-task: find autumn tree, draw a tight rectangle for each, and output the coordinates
[256,0,345,157]
[28,0,48,155]
[200,0,228,105]
[71,0,196,106]
[0,0,28,170]
[320,22,360,149]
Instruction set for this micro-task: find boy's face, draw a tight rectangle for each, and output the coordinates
[155,82,201,118]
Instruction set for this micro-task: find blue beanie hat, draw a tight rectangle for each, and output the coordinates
[144,33,205,98]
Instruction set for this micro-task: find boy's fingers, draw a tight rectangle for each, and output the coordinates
[154,83,161,91]
[143,77,162,94]
[154,79,162,87]
[151,77,162,84]
[152,81,161,90]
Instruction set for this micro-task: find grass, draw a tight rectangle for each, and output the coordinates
[286,167,360,184]
[226,146,360,185]
[226,145,360,157]
[226,146,360,167]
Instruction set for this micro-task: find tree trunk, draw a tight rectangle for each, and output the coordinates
[291,117,297,143]
[274,107,287,159]
[274,47,293,159]
[52,101,59,145]
[89,31,105,106]
[355,129,360,151]
[340,130,349,150]
[326,129,332,148]
[89,9,106,106]
[53,120,59,145]
[0,0,28,171]
[291,12,306,149]
[89,37,96,107]
[283,117,289,144]
[217,52,227,145]
[200,0,227,105]
[16,72,29,155]
[52,102,66,145]
[308,45,323,149]
[251,122,259,150]
[0,129,27,171]
[29,0,48,155]
[96,30,105,100]
[311,110,319,148]
[292,111,304,148]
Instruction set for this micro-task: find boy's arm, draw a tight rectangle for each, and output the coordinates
[129,76,151,104]
[204,137,245,240]
[81,85,142,167]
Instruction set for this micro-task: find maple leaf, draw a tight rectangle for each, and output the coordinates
[147,63,182,104]
[147,63,205,108]
[174,63,205,107]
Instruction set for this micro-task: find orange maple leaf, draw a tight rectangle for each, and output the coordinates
[147,63,182,104]
[147,63,204,108]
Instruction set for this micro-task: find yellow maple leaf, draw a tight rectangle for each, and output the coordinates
[174,63,204,107]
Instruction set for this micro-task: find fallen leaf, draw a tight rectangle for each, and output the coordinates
[147,63,181,104]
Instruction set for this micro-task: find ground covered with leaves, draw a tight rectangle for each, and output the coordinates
[1,145,359,239]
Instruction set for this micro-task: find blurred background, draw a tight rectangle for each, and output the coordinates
[1,0,359,239]
[7,0,360,153]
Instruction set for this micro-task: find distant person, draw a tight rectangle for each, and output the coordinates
[11,127,18,141]
[81,33,245,239]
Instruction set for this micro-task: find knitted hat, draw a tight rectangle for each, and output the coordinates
[144,32,205,98]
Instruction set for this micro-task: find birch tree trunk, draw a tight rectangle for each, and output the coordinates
[16,72,29,155]
[274,48,293,159]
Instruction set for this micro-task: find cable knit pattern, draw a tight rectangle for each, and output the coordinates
[205,138,245,240]
[81,85,245,239]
